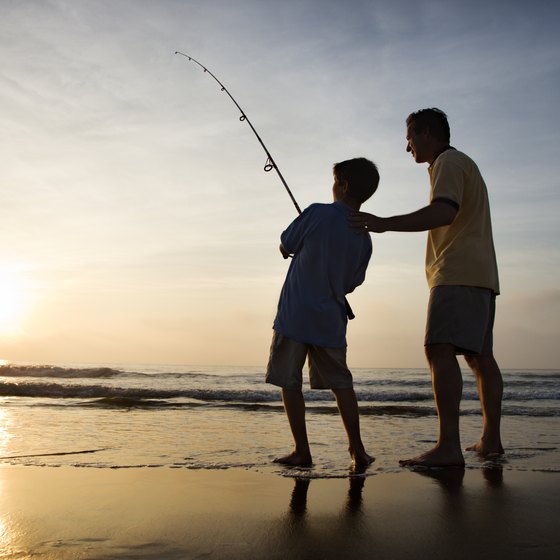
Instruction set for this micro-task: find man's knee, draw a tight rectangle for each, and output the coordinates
[464,354,479,369]
[464,353,498,374]
[425,343,456,365]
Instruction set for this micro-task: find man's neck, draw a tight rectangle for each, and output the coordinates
[428,143,452,166]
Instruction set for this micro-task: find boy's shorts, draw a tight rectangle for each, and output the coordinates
[424,285,496,355]
[265,331,353,390]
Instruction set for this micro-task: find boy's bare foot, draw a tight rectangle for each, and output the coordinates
[465,440,504,457]
[399,445,465,468]
[273,451,313,467]
[351,450,375,468]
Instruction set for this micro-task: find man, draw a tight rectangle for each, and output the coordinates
[350,108,503,467]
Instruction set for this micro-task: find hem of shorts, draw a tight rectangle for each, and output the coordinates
[424,340,482,355]
[265,379,353,391]
[265,378,301,390]
[310,384,353,390]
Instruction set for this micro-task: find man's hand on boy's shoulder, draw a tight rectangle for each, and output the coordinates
[279,244,291,259]
[348,211,386,233]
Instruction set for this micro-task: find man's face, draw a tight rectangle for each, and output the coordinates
[406,124,429,164]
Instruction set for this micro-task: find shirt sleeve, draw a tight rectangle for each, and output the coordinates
[430,159,464,207]
[280,204,320,254]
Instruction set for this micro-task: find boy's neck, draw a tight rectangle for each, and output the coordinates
[338,196,361,211]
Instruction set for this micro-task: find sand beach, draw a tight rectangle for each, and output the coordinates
[1,365,558,558]
[0,465,558,560]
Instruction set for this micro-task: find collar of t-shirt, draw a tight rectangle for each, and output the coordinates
[429,145,456,169]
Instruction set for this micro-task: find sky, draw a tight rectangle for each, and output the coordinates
[0,0,558,369]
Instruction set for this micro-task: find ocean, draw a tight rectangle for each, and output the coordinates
[0,364,558,477]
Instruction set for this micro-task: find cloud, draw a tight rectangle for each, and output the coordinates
[0,0,558,367]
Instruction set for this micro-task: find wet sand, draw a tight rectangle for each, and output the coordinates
[0,466,558,559]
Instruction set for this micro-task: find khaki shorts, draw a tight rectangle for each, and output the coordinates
[425,285,496,355]
[265,331,353,390]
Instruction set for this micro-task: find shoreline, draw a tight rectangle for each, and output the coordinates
[0,466,558,559]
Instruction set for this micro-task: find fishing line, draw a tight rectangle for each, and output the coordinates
[174,51,355,319]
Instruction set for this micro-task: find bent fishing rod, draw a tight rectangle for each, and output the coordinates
[175,51,301,214]
[175,51,355,319]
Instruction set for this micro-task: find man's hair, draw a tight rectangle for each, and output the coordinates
[406,108,450,144]
[333,157,379,203]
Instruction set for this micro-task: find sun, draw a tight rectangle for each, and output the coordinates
[0,266,30,335]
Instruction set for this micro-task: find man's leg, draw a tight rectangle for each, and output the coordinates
[332,387,374,467]
[273,388,313,466]
[464,353,504,456]
[400,343,465,467]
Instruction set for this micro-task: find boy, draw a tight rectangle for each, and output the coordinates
[266,157,379,468]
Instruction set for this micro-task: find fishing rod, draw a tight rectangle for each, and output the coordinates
[174,51,301,214]
[175,51,355,320]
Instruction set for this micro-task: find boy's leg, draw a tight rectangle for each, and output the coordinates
[308,346,373,468]
[332,387,374,467]
[266,332,312,466]
[273,388,312,466]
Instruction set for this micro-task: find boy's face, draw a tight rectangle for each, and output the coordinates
[332,175,347,201]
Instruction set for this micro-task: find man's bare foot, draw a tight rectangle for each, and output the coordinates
[399,445,465,468]
[465,440,504,457]
[273,451,312,467]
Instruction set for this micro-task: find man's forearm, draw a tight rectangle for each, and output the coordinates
[384,204,455,231]
[376,203,456,232]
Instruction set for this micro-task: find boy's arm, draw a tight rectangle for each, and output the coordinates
[279,243,291,259]
[279,204,317,255]
[349,201,457,233]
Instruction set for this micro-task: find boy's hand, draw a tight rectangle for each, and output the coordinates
[279,243,291,259]
[348,211,386,233]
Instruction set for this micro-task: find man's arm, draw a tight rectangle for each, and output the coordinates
[349,201,457,233]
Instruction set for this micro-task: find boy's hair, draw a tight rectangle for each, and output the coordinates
[406,108,450,144]
[333,157,379,203]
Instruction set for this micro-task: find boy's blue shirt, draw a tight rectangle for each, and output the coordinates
[273,200,372,348]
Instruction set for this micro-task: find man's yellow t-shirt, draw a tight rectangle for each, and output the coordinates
[426,149,500,294]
